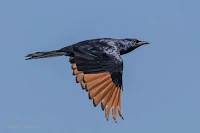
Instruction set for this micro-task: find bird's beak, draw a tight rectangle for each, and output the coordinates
[137,41,150,45]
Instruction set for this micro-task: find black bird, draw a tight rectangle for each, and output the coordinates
[25,38,149,122]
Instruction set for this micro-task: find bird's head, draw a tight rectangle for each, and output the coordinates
[119,38,150,55]
[125,38,150,46]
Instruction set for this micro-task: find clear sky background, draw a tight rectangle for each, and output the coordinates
[1,0,200,133]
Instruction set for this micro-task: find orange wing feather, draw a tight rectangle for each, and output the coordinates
[71,62,123,121]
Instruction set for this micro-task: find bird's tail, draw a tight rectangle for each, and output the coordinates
[25,50,67,60]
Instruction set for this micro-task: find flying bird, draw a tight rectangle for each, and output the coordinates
[25,38,149,122]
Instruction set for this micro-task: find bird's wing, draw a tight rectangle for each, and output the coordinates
[69,44,124,122]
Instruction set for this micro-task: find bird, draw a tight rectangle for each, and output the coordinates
[25,38,149,122]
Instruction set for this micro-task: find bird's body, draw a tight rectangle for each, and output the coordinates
[26,38,149,122]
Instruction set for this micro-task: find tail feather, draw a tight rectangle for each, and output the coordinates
[25,50,67,60]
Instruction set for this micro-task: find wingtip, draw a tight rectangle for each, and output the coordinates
[113,116,117,123]
[101,102,105,111]
[75,77,79,83]
[80,82,86,90]
[88,93,92,100]
[92,99,97,107]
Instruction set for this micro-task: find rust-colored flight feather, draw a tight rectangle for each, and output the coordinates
[80,81,86,90]
[71,65,124,121]
[76,73,84,83]
[73,69,82,75]
[105,87,118,121]
[71,64,77,69]
[83,73,109,83]
[92,79,113,106]
[69,57,124,122]
[117,89,124,120]
[101,84,115,111]
[86,73,110,92]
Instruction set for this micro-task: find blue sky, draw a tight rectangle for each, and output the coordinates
[1,0,200,132]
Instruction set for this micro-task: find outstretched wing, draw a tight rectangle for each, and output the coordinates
[69,44,124,122]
